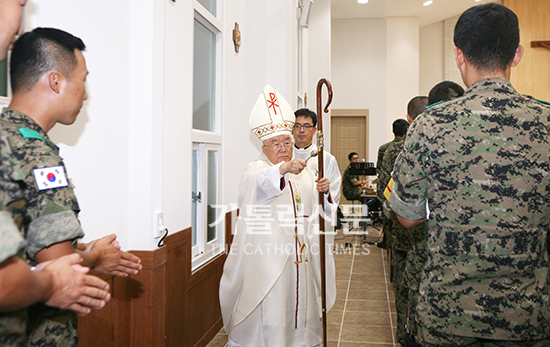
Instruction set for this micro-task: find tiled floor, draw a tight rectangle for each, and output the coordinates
[208,220,398,347]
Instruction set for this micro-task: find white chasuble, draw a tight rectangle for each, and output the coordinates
[220,156,336,347]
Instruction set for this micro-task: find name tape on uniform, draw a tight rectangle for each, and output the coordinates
[33,165,69,191]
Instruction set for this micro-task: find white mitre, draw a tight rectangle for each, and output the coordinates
[249,84,295,141]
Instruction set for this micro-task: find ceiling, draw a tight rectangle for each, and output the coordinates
[331,0,500,28]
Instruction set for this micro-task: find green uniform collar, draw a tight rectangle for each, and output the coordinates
[18,128,45,141]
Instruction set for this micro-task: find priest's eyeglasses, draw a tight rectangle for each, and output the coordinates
[294,124,313,130]
[266,141,293,151]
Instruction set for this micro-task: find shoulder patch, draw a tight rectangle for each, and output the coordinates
[536,99,550,106]
[18,128,44,141]
[33,166,69,191]
[425,101,442,109]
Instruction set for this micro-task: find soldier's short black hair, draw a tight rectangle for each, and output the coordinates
[348,152,358,161]
[428,81,465,105]
[10,27,86,93]
[392,119,409,137]
[407,96,429,121]
[454,3,519,73]
[294,108,317,127]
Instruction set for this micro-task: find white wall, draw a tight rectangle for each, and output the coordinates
[386,17,419,138]
[331,18,387,162]
[331,17,419,162]
[419,21,444,96]
[306,0,332,150]
[223,0,299,207]
[20,0,301,251]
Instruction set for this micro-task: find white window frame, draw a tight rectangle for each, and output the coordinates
[191,0,224,270]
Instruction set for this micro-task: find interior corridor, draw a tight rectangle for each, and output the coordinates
[208,223,399,347]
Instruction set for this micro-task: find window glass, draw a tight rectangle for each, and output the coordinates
[197,0,216,16]
[207,150,218,242]
[192,148,199,247]
[193,20,216,132]
[0,59,8,97]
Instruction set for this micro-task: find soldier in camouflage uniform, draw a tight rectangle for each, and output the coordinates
[391,3,550,346]
[0,125,30,347]
[376,119,410,250]
[342,152,365,201]
[378,98,427,346]
[3,28,142,347]
[398,88,464,344]
[401,84,465,343]
[0,7,111,345]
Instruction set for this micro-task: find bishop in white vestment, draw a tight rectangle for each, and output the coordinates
[219,85,337,347]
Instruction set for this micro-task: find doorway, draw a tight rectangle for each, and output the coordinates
[331,109,369,204]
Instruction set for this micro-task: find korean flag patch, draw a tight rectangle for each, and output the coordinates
[33,165,69,191]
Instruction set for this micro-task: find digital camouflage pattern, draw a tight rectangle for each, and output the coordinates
[0,109,84,259]
[391,78,550,340]
[376,139,400,258]
[0,127,26,263]
[376,139,403,203]
[0,109,84,346]
[376,138,398,178]
[0,309,28,347]
[405,241,428,340]
[392,249,408,346]
[0,128,29,347]
[378,138,428,345]
[27,305,78,347]
[342,164,362,201]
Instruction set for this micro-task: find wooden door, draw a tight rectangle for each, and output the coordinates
[331,109,369,204]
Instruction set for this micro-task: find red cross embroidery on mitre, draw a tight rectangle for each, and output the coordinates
[267,92,279,115]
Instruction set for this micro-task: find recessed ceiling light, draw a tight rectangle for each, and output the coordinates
[475,0,482,2]
[423,0,433,6]
[358,0,368,4]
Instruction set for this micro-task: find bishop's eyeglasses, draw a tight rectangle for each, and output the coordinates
[265,141,293,151]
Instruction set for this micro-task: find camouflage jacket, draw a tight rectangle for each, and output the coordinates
[0,127,26,263]
[390,78,550,340]
[0,109,83,261]
[377,139,403,203]
[376,138,398,177]
[0,126,29,346]
[342,164,361,201]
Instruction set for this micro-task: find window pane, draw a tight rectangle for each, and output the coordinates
[192,149,199,247]
[193,20,216,132]
[197,0,216,16]
[0,59,8,97]
[207,150,218,242]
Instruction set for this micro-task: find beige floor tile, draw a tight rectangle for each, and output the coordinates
[343,310,392,327]
[353,290,391,301]
[340,324,395,344]
[328,309,343,325]
[348,280,388,292]
[344,299,391,313]
[332,299,346,311]
[347,289,391,301]
[339,342,395,347]
[349,278,387,291]
[336,279,349,292]
[327,323,341,341]
[336,270,353,281]
[206,332,227,347]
